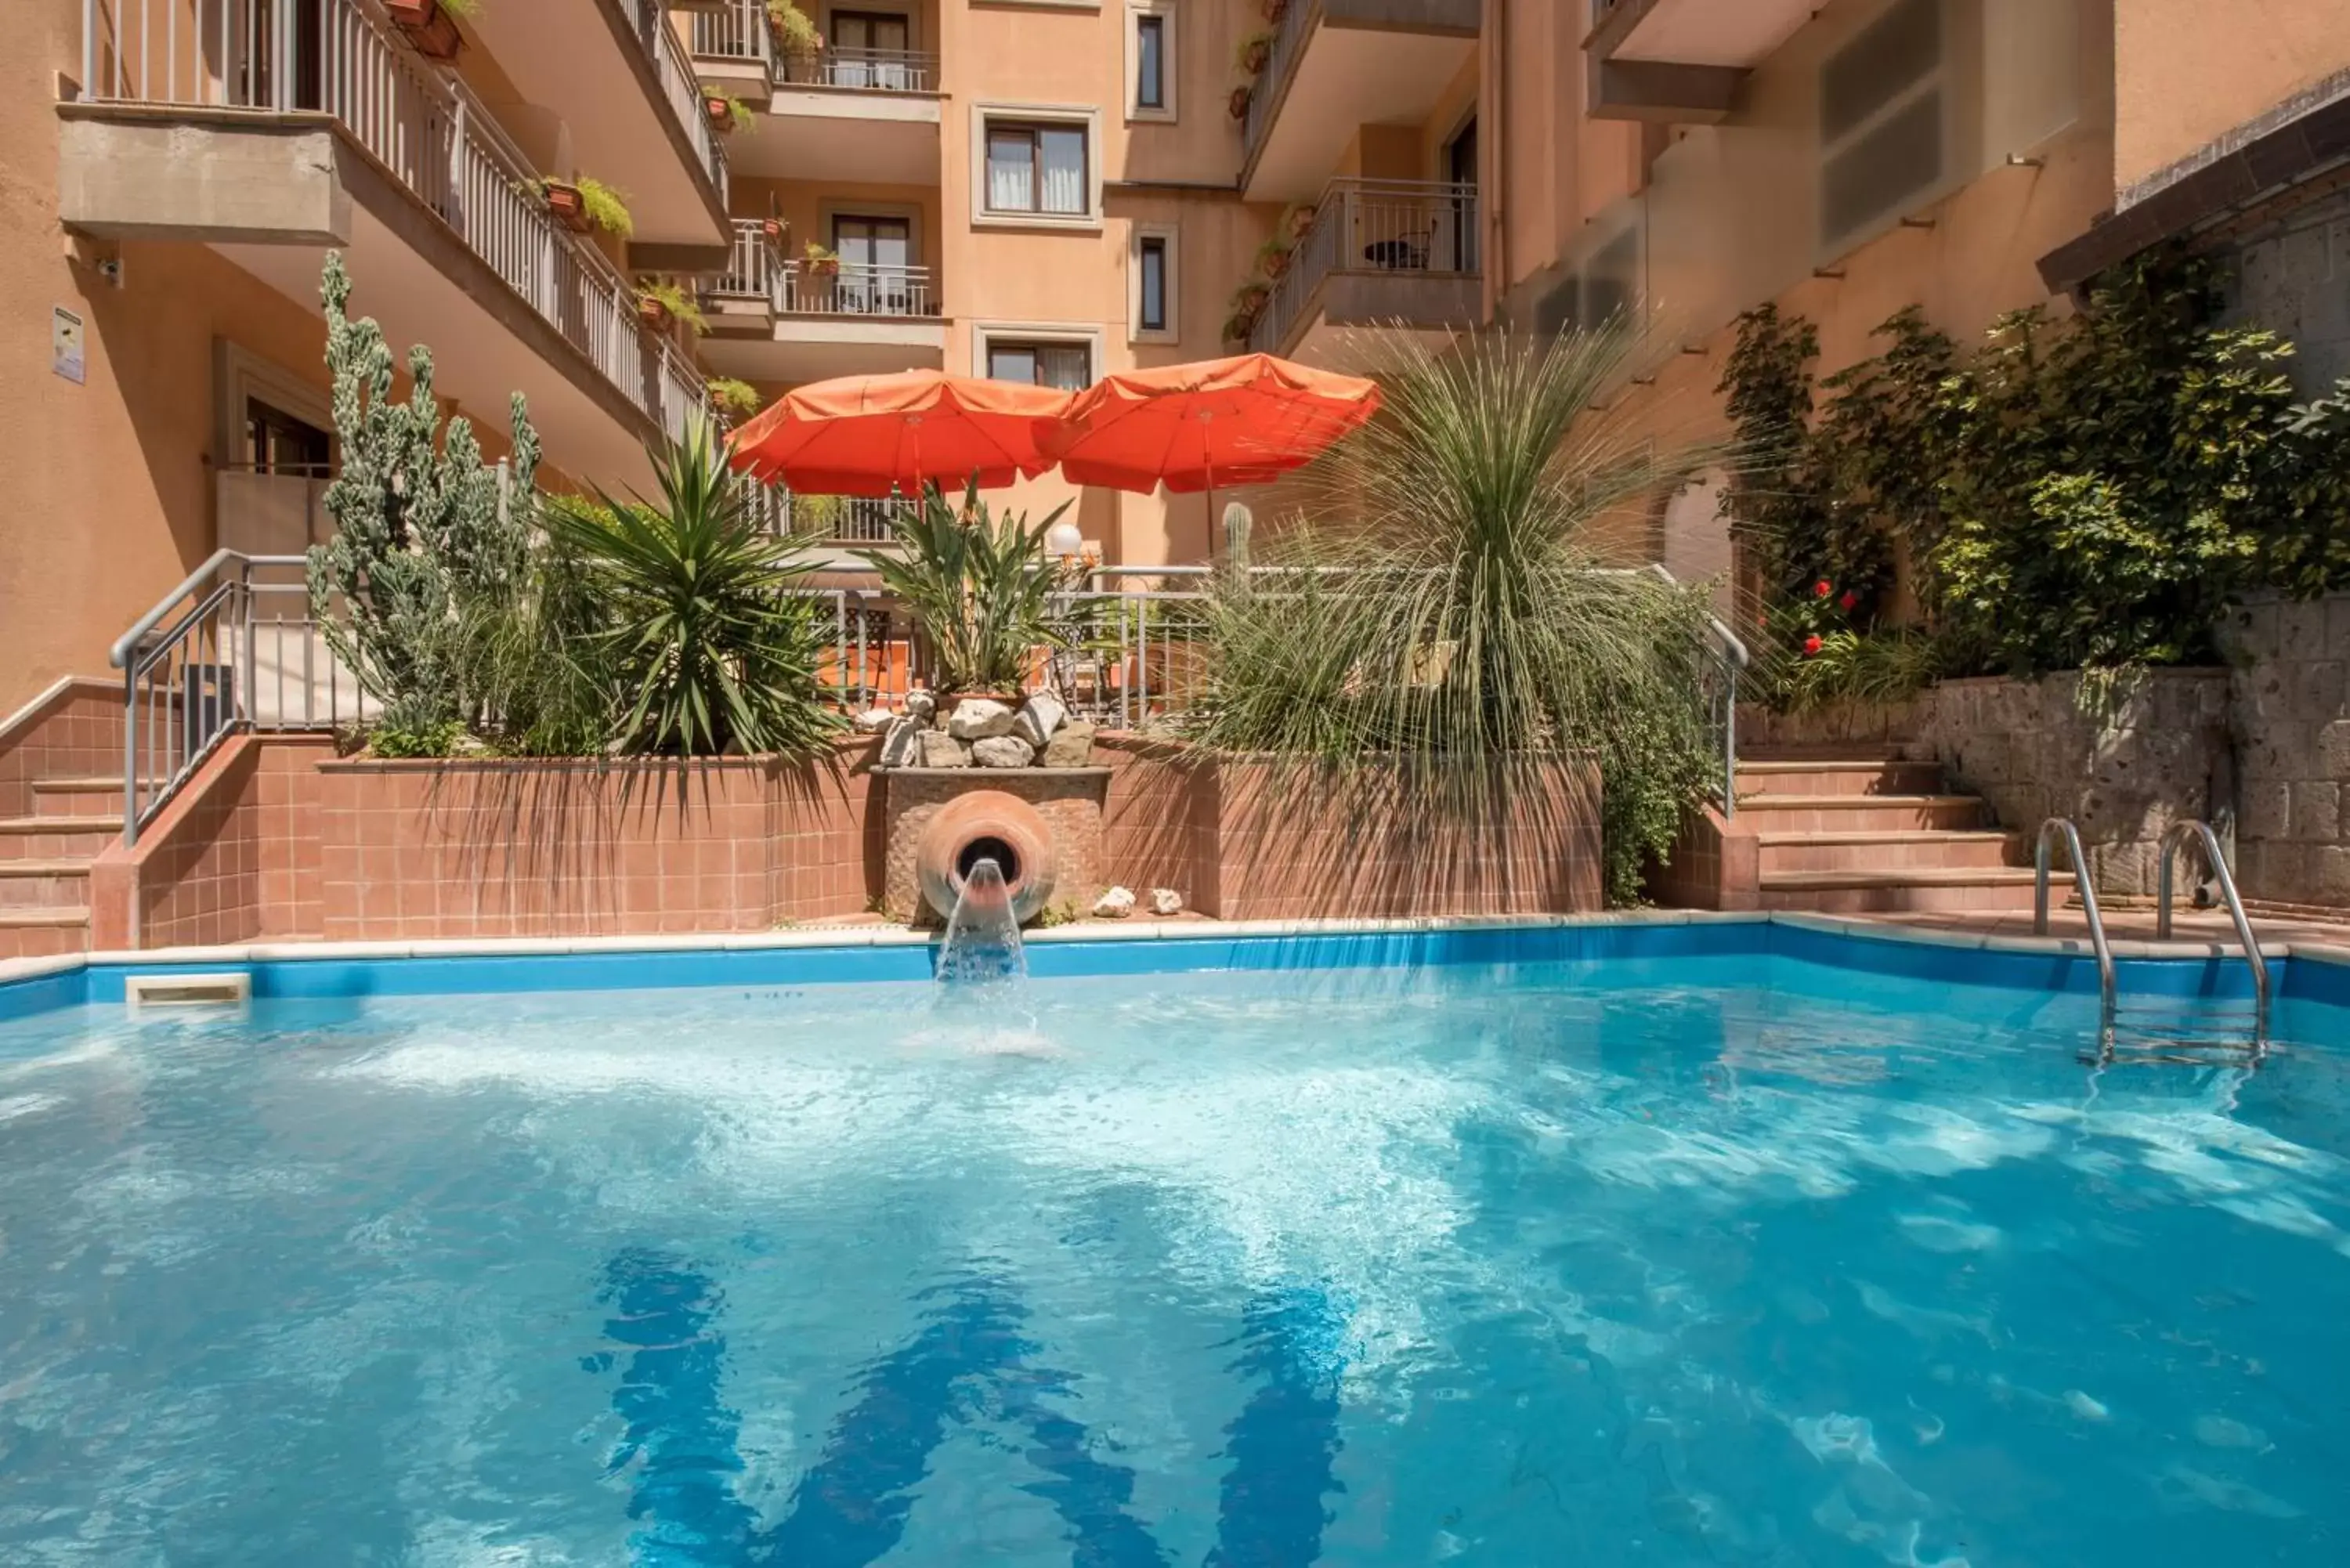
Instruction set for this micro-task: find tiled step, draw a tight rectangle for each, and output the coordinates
[1756,829,2018,875]
[29,777,134,819]
[0,905,90,960]
[0,858,95,909]
[1735,758,1947,797]
[1735,793,1987,834]
[1759,867,2068,914]
[0,817,123,858]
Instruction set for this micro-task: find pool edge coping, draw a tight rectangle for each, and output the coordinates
[2,908,2344,988]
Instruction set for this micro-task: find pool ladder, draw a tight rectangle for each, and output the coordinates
[2035,818,2270,1061]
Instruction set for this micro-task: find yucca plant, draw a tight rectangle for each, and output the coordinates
[1187,323,1730,905]
[856,479,1071,695]
[548,414,839,758]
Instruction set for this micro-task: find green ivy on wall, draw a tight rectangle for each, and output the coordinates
[1718,249,2350,678]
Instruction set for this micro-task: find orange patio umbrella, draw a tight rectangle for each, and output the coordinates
[727,369,1074,498]
[1040,352,1383,499]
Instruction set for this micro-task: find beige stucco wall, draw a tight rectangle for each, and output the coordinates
[2113,0,2350,196]
[1,0,598,717]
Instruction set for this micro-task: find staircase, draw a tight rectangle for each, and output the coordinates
[0,777,122,959]
[1737,752,2065,914]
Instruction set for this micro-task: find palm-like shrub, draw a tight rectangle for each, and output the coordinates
[856,479,1072,694]
[1186,325,1726,905]
[549,414,838,758]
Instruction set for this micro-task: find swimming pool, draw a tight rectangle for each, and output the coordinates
[1,920,2345,1565]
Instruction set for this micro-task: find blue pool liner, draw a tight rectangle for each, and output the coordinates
[2,916,2345,1022]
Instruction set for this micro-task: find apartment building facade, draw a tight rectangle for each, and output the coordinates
[9,0,2350,720]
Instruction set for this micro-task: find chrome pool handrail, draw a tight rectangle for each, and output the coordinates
[2157,819,2269,1041]
[2036,818,2115,1036]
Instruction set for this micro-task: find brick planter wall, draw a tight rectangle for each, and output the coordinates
[877,766,1112,923]
[311,740,879,940]
[1095,736,1605,919]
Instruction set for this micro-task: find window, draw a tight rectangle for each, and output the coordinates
[986,121,1089,215]
[246,398,331,475]
[1127,3,1177,121]
[987,339,1093,391]
[831,215,916,314]
[1819,0,1945,247]
[1137,15,1165,108]
[830,9,913,89]
[1130,222,1178,341]
[1138,238,1168,331]
[971,105,1101,228]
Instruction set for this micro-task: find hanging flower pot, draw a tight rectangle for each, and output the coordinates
[385,0,464,61]
[638,293,671,327]
[1241,38,1271,75]
[1228,85,1252,121]
[540,179,592,233]
[706,94,734,130]
[761,217,785,241]
[802,244,841,278]
[1262,0,1289,20]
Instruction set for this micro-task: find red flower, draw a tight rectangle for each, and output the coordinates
[1814,580,1833,598]
[1802,634,1824,656]
[1838,590,1858,611]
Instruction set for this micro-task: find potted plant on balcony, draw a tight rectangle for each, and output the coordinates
[1228,84,1253,121]
[1283,201,1316,242]
[635,280,709,335]
[1262,0,1289,21]
[801,240,841,278]
[707,377,761,417]
[701,84,753,135]
[1226,281,1269,345]
[766,0,823,61]
[386,0,473,62]
[1235,30,1274,77]
[1255,233,1296,280]
[761,215,786,243]
[537,175,632,239]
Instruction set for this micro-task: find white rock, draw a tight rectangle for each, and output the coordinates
[1093,886,1136,918]
[1013,692,1066,749]
[879,717,923,768]
[971,734,1036,768]
[946,698,1017,739]
[903,689,936,720]
[1149,887,1184,916]
[918,730,971,768]
[854,706,896,733]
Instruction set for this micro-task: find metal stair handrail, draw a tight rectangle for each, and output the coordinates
[2157,819,2270,1038]
[2036,817,2117,1038]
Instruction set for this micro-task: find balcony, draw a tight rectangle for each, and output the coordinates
[702,221,946,383]
[689,1,941,186]
[1241,0,1480,202]
[62,0,704,486]
[465,0,730,244]
[1582,0,1816,121]
[1248,180,1482,363]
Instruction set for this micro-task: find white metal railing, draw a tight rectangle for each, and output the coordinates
[631,0,728,200]
[1252,179,1480,355]
[689,0,770,65]
[713,218,788,306]
[756,490,919,544]
[1242,0,1317,154]
[108,551,358,844]
[689,2,936,93]
[78,0,703,443]
[784,261,938,318]
[779,46,935,92]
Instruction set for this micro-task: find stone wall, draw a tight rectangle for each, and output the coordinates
[2223,594,2350,905]
[1914,670,2234,897]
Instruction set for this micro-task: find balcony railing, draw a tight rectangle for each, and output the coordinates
[1241,0,1318,157]
[689,1,935,93]
[1250,179,1480,354]
[78,0,704,443]
[747,486,917,544]
[785,261,938,318]
[629,0,728,201]
[713,218,789,307]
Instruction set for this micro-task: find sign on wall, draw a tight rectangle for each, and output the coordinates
[52,307,85,385]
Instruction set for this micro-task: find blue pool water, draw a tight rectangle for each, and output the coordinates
[1,935,2347,1565]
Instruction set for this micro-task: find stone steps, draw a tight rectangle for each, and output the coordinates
[1733,753,2042,912]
